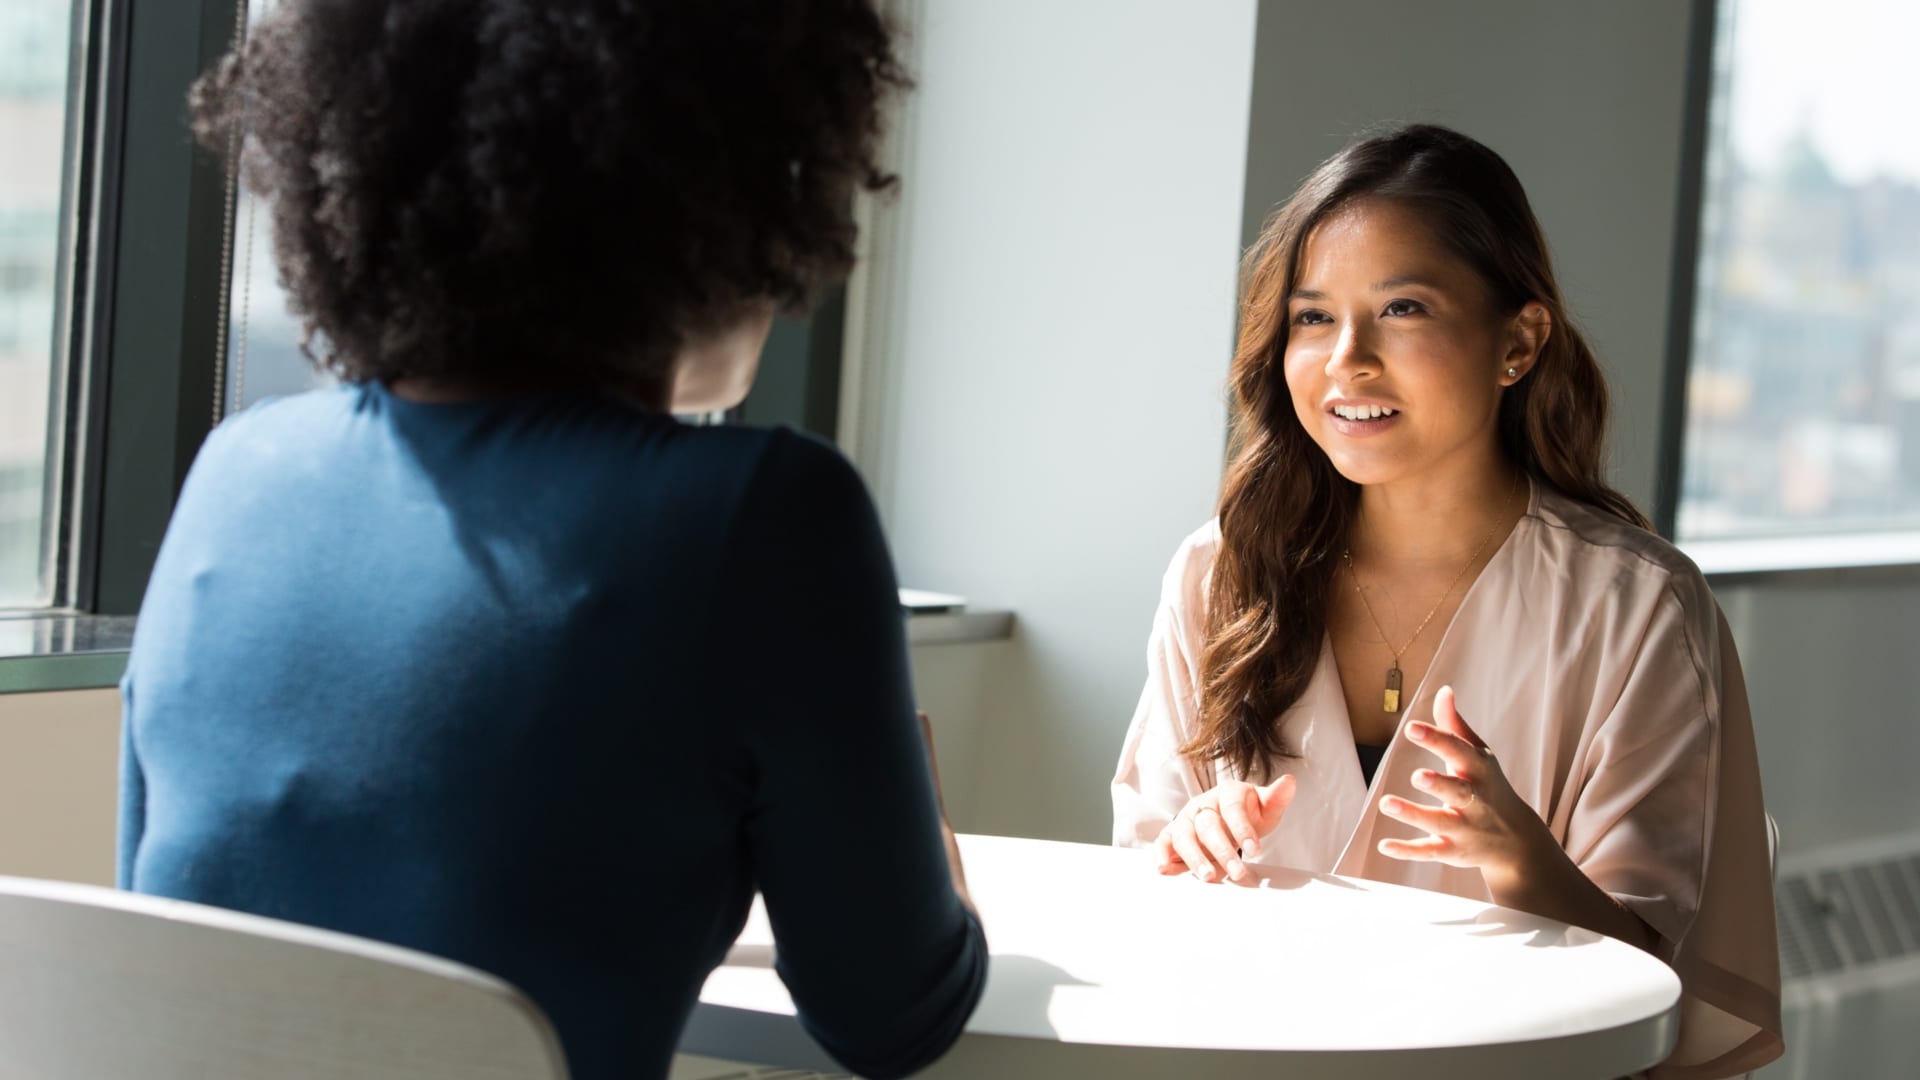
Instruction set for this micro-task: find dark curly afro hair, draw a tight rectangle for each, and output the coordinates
[191,0,910,383]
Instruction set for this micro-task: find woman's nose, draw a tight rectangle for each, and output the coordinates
[1325,320,1377,380]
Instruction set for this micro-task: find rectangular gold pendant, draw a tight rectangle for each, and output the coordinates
[1383,666,1403,714]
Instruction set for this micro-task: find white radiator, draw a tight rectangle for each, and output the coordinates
[1757,830,1920,1078]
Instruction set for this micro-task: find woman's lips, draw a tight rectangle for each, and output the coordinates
[1326,408,1402,438]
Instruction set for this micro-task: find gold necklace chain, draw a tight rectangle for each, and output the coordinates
[1342,476,1522,713]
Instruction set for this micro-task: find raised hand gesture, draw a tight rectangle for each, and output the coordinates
[1376,685,1551,890]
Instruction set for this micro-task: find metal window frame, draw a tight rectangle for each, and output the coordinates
[62,0,242,615]
[1652,0,1717,543]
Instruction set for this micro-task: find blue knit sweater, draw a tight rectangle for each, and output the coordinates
[119,382,986,1079]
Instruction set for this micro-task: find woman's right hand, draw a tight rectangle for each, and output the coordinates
[1153,775,1297,883]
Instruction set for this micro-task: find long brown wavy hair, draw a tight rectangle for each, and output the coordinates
[1187,124,1650,780]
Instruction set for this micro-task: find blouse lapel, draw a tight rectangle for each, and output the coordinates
[1328,483,1539,894]
[1274,637,1374,872]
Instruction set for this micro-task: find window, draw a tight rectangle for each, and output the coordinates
[0,1,243,617]
[223,171,334,415]
[1677,0,1920,551]
[0,2,77,608]
[214,0,324,417]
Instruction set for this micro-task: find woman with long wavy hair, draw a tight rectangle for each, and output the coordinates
[1112,125,1780,1077]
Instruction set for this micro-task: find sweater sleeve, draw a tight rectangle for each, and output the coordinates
[116,673,144,889]
[718,429,986,1080]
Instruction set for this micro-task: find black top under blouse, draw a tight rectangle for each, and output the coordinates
[1356,742,1389,787]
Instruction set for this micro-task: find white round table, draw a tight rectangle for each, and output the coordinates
[681,833,1680,1078]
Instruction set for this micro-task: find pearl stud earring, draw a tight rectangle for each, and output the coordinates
[1507,367,1518,378]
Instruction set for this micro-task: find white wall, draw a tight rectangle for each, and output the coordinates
[1718,580,1920,853]
[0,688,119,886]
[1239,0,1693,510]
[861,0,1259,842]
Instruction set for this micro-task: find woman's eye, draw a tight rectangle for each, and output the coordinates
[1382,299,1426,317]
[1292,309,1331,326]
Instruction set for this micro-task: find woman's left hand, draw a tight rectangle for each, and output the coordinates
[1375,685,1553,884]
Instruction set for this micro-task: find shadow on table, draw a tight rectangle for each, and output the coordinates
[711,944,1094,1040]
[984,952,1097,1038]
[1431,908,1607,949]
[1214,861,1607,948]
[1237,864,1368,892]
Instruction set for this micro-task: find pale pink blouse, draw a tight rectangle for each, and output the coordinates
[1112,481,1783,1078]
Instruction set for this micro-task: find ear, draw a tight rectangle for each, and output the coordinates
[1499,303,1552,385]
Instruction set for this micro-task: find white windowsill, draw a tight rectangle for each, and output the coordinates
[1679,530,1920,585]
[900,588,1014,645]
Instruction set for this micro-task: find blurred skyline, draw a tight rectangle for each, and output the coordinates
[0,2,72,607]
[1729,0,1920,185]
[1679,0,1920,539]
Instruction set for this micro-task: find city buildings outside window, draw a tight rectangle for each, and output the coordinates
[1680,0,1920,544]
[0,3,75,608]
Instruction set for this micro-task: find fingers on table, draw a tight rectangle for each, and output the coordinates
[1193,808,1250,882]
[1217,788,1261,860]
[1165,817,1222,882]
[1153,828,1184,874]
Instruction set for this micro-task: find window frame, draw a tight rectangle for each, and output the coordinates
[1652,0,1716,544]
[45,0,242,616]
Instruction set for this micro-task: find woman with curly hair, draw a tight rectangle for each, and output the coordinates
[116,3,985,1077]
[1112,125,1781,1077]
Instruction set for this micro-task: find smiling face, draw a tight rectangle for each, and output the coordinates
[1282,198,1545,492]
